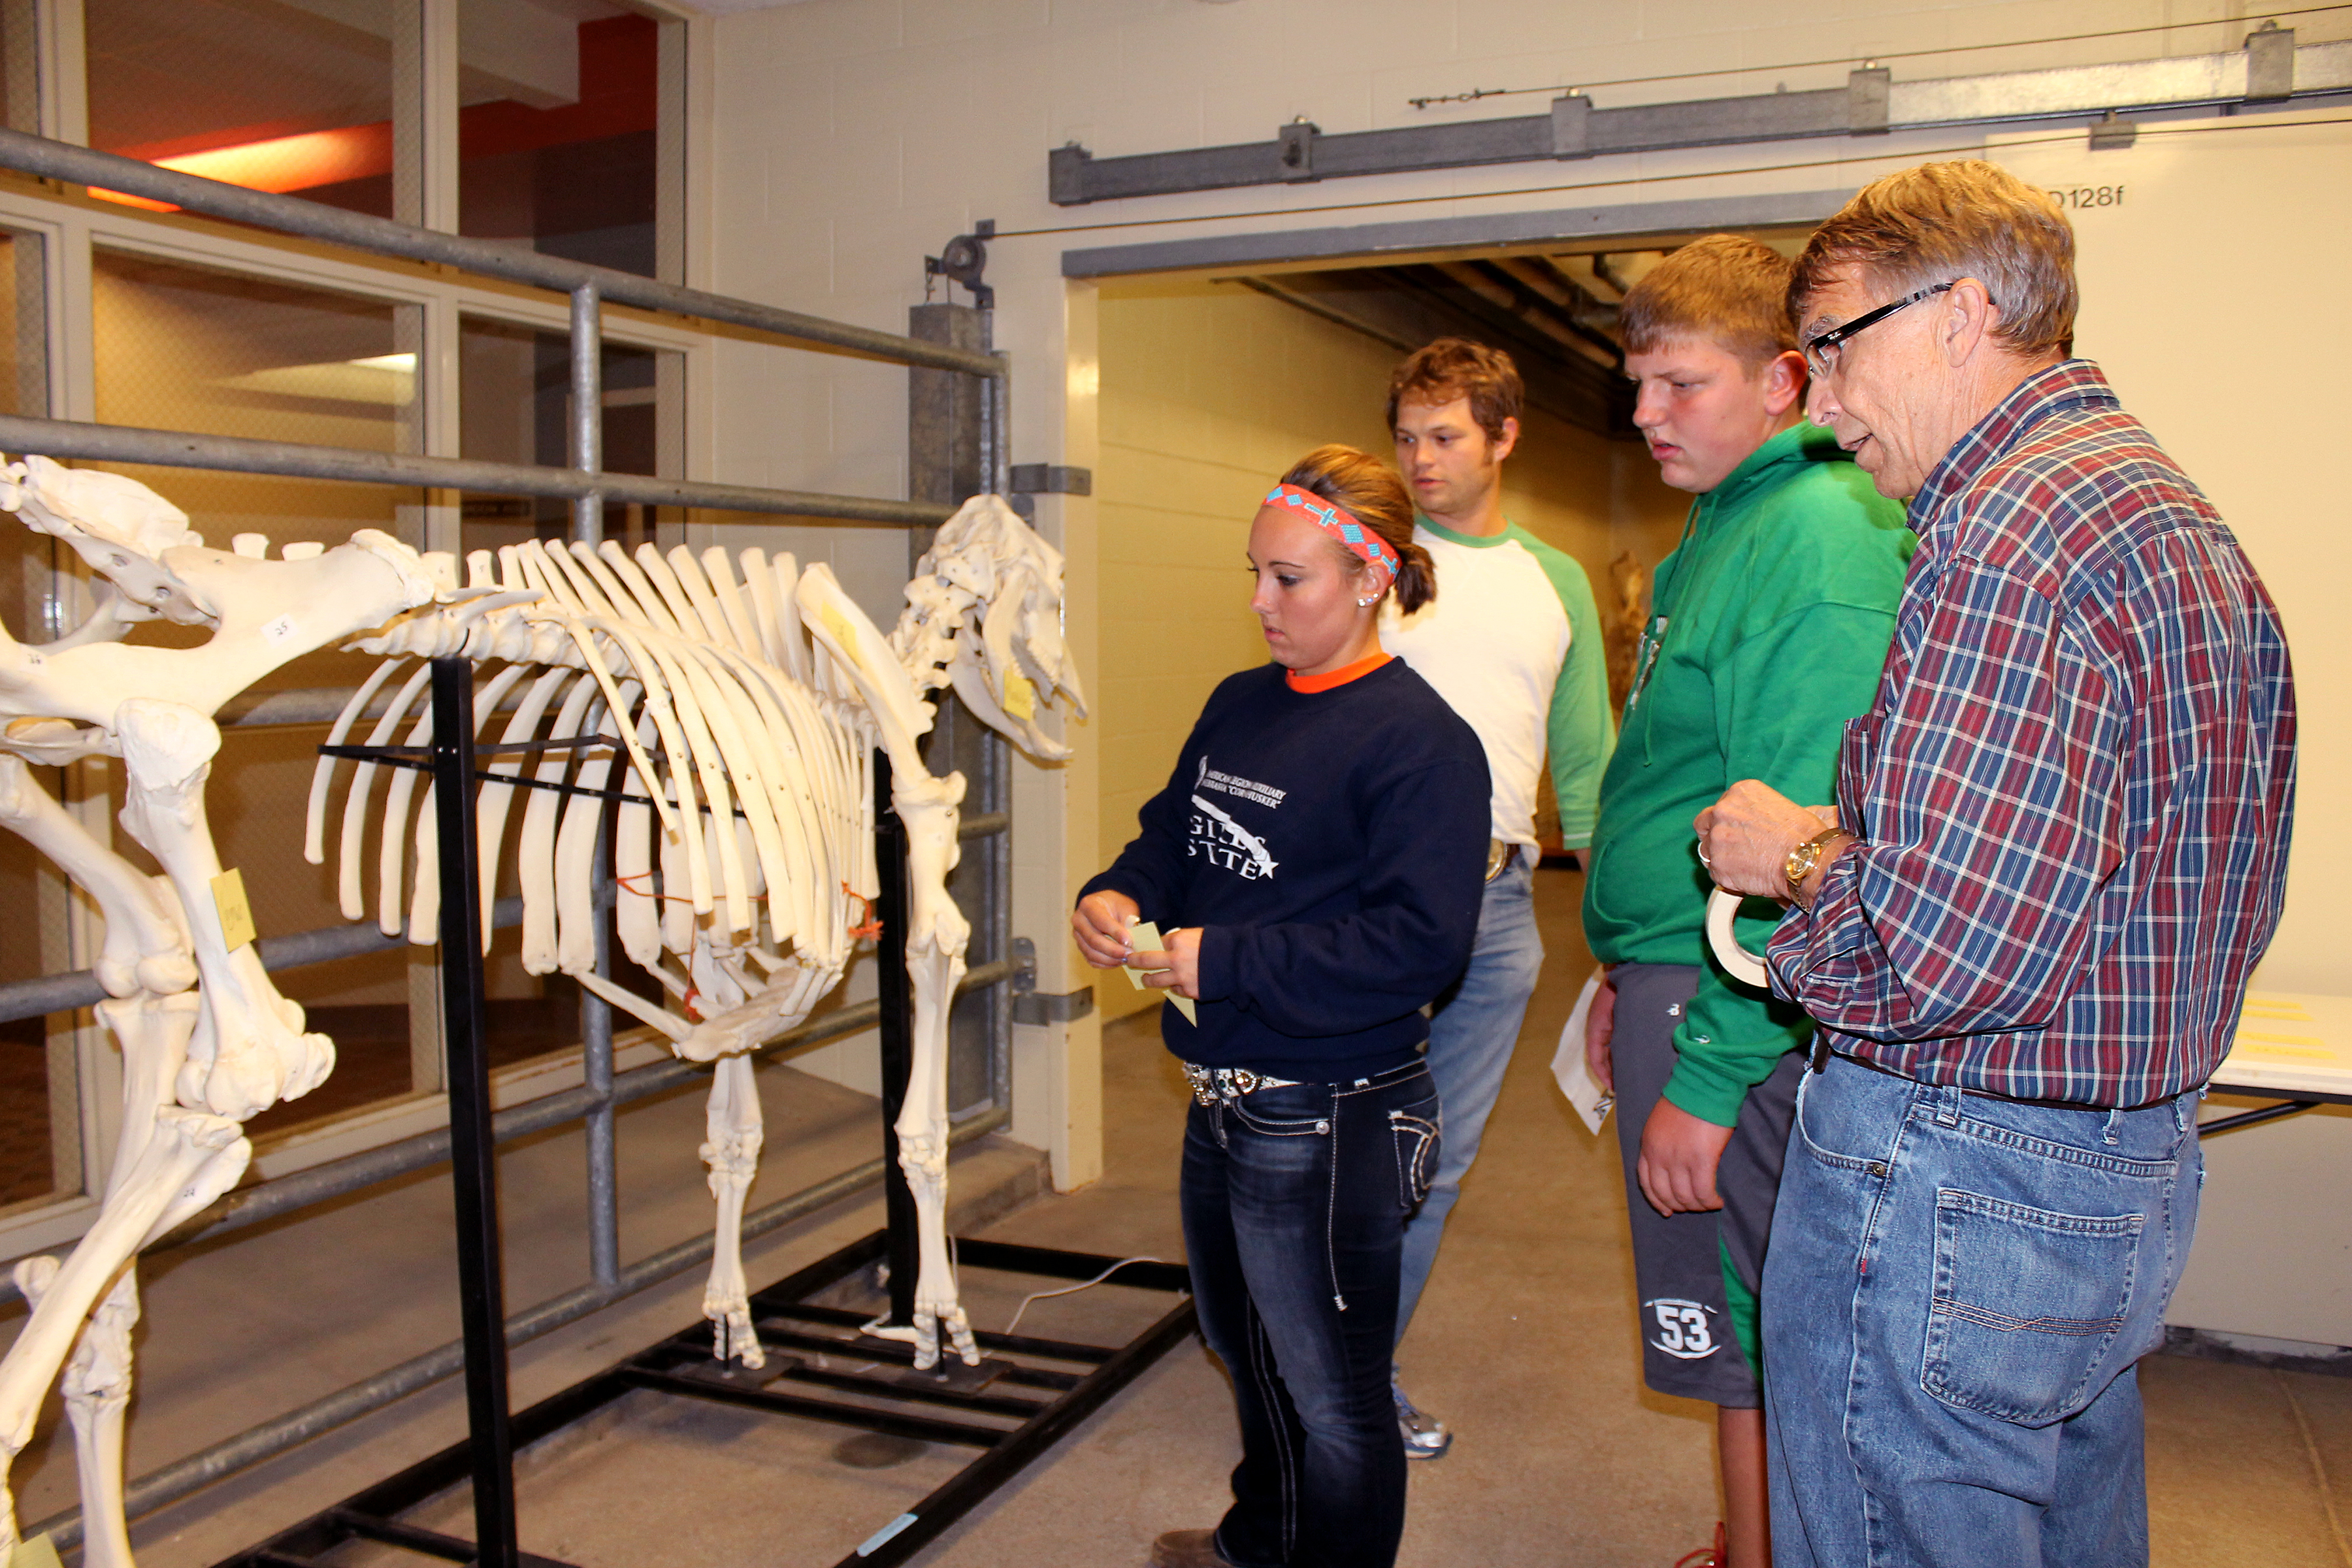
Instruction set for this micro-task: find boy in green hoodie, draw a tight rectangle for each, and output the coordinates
[1582,236,1912,1568]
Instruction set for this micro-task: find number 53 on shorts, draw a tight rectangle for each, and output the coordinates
[1646,1296,1720,1360]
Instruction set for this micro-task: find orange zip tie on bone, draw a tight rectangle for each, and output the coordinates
[845,883,883,941]
[616,870,698,905]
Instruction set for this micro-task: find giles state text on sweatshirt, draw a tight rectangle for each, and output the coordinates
[1081,657,1490,1082]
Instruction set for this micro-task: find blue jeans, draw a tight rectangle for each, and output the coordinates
[1763,1054,2202,1568]
[1183,1061,1441,1568]
[1395,856,1543,1339]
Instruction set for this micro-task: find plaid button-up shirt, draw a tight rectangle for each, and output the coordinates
[1767,360,2296,1107]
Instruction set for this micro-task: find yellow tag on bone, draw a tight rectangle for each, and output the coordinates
[11,1533,65,1568]
[210,868,258,951]
[1002,671,1037,722]
[1125,920,1197,1024]
[819,604,867,673]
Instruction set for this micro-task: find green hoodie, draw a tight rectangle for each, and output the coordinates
[1582,421,1914,1126]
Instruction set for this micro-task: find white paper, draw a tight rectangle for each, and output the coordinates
[1550,969,1613,1134]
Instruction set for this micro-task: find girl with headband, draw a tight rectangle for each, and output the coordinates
[1073,446,1490,1568]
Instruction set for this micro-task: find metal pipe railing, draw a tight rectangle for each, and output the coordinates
[0,815,1010,1026]
[0,414,956,527]
[0,128,1004,380]
[22,1097,1012,1550]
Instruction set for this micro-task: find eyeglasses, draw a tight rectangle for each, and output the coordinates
[1799,282,1956,379]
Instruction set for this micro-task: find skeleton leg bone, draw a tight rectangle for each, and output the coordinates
[699,1052,765,1365]
[0,1103,246,1554]
[894,770,979,1369]
[59,1267,140,1568]
[0,754,194,999]
[114,699,332,1119]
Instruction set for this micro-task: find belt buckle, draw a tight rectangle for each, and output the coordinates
[1484,840,1509,882]
[1181,1062,1219,1107]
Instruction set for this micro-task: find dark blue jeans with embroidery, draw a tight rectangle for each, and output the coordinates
[1181,1060,1440,1568]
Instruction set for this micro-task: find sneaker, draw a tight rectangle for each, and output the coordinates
[1149,1528,1233,1567]
[1394,1384,1452,1461]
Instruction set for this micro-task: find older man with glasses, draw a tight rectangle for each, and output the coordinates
[1695,160,2297,1567]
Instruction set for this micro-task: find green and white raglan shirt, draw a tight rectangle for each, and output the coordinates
[1382,517,1615,850]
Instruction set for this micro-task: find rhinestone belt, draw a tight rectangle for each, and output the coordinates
[1181,1062,1304,1107]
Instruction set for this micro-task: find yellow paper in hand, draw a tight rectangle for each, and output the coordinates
[12,1534,66,1568]
[1126,919,1197,1024]
[210,868,258,951]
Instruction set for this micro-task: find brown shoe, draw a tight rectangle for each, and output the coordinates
[1149,1528,1232,1567]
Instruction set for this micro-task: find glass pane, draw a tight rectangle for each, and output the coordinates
[83,0,400,218]
[459,311,662,553]
[83,247,432,1135]
[94,247,410,449]
[459,1,660,276]
[0,227,48,420]
[0,498,67,1213]
[2,0,37,135]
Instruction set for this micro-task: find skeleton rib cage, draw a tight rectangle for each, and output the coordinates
[309,535,889,1060]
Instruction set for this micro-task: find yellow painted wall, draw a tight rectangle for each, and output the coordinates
[1090,274,1682,1021]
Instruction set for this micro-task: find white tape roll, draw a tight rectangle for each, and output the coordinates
[1705,885,1771,988]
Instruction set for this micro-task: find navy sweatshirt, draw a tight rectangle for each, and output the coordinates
[1081,658,1490,1081]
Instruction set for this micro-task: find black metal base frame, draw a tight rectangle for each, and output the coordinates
[214,1232,1196,1568]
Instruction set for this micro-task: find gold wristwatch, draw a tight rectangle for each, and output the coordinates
[1783,828,1848,900]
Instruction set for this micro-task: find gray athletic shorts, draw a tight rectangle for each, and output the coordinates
[1609,962,1805,1409]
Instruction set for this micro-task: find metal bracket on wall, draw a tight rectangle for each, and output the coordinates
[1008,464,1092,497]
[1045,30,2347,204]
[2246,20,2297,101]
[1279,118,1320,182]
[1008,936,1096,1026]
[2088,110,2138,150]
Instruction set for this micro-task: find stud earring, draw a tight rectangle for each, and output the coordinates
[1358,595,1378,607]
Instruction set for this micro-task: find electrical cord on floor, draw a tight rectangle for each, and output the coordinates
[1004,1256,1167,1337]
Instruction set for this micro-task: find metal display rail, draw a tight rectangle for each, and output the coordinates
[0,124,1032,1552]
[216,1236,1196,1568]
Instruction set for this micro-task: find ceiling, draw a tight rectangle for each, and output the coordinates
[1231,235,1813,439]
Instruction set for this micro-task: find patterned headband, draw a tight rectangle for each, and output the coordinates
[1263,483,1400,598]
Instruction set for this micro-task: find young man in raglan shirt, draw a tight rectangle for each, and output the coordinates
[1581,237,1913,1567]
[1380,338,1614,1458]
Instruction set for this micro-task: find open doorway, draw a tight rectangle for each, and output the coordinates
[1085,234,1812,1020]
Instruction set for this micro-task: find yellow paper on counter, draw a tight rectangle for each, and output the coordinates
[1126,919,1197,1024]
[210,868,257,951]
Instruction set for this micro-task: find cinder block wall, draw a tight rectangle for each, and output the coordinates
[1088,274,1680,1021]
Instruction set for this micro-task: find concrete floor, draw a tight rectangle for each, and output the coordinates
[11,864,2352,1565]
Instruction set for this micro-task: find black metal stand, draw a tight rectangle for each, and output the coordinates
[233,702,1198,1567]
[430,659,523,1568]
[872,750,921,1329]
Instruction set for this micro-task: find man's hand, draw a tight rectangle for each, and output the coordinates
[1132,927,1203,999]
[1584,970,1617,1094]
[1695,781,1848,904]
[1637,1098,1735,1216]
[1071,890,1140,968]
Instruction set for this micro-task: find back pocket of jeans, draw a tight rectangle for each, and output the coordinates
[1389,1105,1441,1211]
[1921,1188,2144,1426]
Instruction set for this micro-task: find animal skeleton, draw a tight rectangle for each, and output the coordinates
[0,455,1083,1563]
